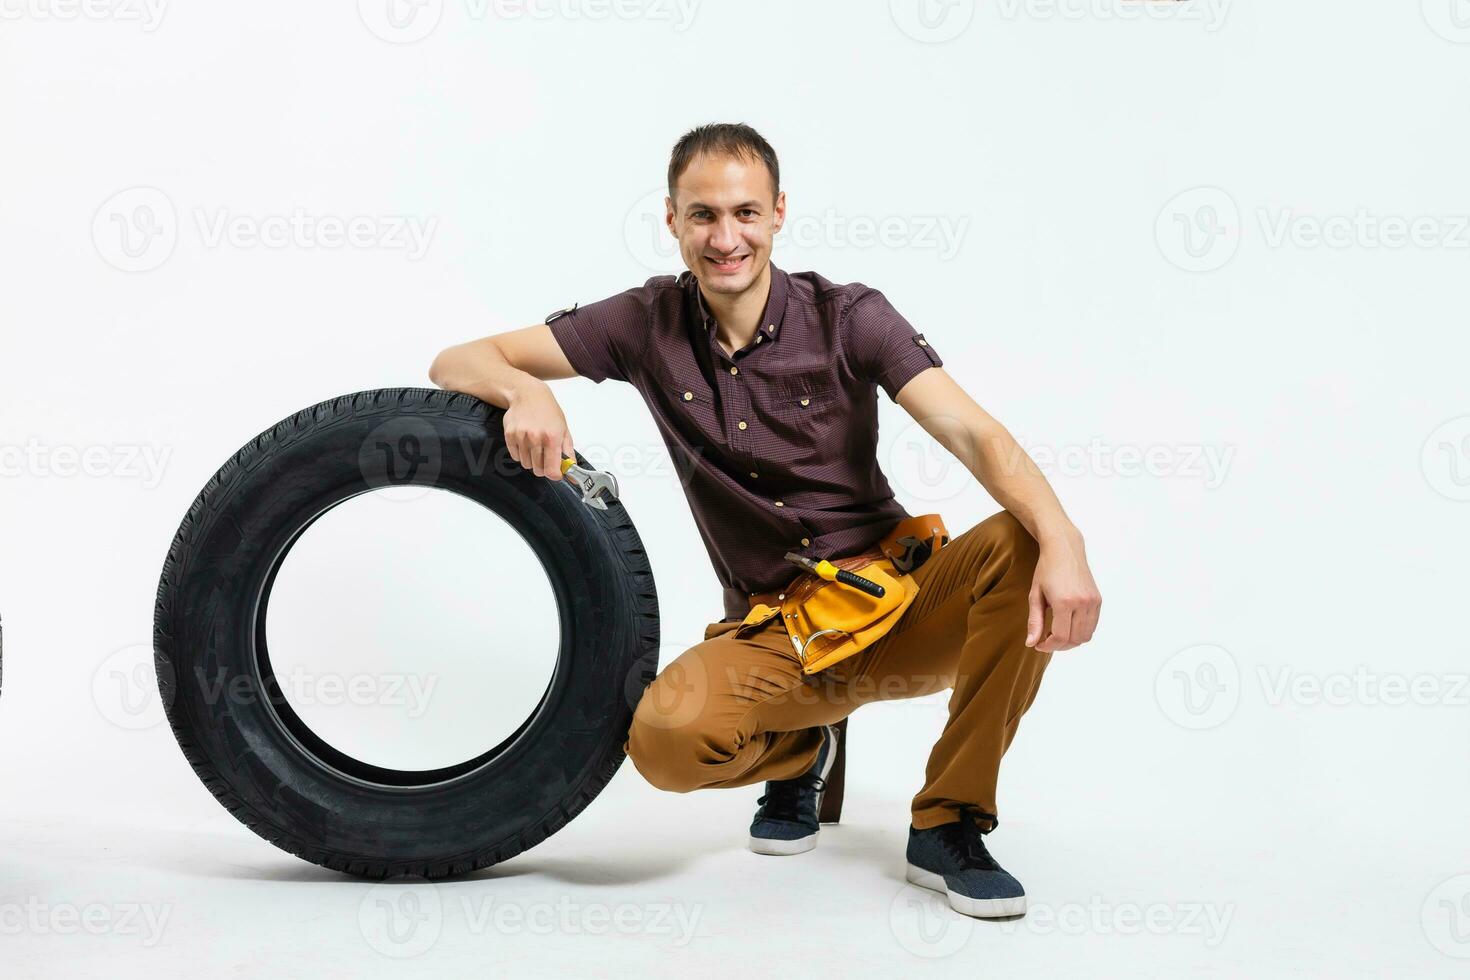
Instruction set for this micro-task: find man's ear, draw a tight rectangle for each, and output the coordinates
[772,190,786,235]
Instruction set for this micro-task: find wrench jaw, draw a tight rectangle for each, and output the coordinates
[560,459,619,511]
[578,474,610,511]
[589,468,619,503]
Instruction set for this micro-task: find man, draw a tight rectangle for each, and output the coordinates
[429,122,1101,919]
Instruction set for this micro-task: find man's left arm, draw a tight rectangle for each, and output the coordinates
[895,367,1102,653]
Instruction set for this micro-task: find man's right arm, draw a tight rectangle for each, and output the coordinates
[428,323,575,410]
[430,285,646,477]
[428,324,578,480]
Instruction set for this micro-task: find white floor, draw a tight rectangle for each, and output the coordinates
[5,562,1467,978]
[3,741,1462,978]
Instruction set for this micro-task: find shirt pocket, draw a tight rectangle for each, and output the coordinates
[663,373,720,433]
[776,371,840,427]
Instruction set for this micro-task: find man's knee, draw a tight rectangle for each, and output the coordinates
[976,510,1040,577]
[625,673,729,793]
[625,721,698,793]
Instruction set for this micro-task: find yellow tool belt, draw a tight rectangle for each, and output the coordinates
[736,513,950,674]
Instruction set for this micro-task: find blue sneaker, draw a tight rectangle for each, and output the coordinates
[747,724,839,855]
[906,806,1027,918]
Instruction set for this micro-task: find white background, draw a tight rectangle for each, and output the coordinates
[2,0,1468,976]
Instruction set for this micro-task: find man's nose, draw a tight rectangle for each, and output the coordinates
[709,216,742,252]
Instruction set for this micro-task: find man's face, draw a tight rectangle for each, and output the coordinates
[666,152,785,296]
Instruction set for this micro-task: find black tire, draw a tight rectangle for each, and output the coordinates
[153,388,659,879]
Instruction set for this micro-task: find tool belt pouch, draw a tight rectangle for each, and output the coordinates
[737,513,950,675]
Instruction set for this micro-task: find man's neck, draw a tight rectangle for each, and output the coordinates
[699,262,771,355]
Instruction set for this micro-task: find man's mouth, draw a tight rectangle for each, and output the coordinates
[707,254,748,273]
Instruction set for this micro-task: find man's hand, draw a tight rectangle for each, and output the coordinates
[503,379,575,480]
[1026,533,1102,652]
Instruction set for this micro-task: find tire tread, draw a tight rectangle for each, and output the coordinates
[154,388,659,879]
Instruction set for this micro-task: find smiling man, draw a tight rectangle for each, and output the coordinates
[429,122,1101,919]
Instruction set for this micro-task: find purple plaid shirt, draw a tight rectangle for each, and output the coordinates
[546,261,943,620]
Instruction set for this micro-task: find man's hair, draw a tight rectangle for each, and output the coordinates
[667,123,780,206]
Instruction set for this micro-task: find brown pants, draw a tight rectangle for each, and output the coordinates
[623,510,1051,831]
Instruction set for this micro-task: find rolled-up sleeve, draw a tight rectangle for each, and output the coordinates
[842,287,943,402]
[545,281,656,385]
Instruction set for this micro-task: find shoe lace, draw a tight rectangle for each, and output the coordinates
[942,805,1002,870]
[755,772,826,824]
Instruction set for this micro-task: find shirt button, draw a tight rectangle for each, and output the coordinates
[756,335,763,343]
[729,366,739,375]
[799,398,810,407]
[800,537,810,546]
[917,338,928,346]
[683,391,693,401]
[749,471,758,479]
[738,420,748,430]
[774,500,784,507]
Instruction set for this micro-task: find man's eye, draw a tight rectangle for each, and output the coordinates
[693,210,711,219]
[739,209,756,218]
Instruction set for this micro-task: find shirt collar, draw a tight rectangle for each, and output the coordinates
[685,261,787,341]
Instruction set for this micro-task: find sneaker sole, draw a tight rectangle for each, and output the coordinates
[905,863,1028,918]
[747,725,840,857]
[747,832,818,855]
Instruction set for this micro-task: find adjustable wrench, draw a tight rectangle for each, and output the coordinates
[559,456,619,511]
